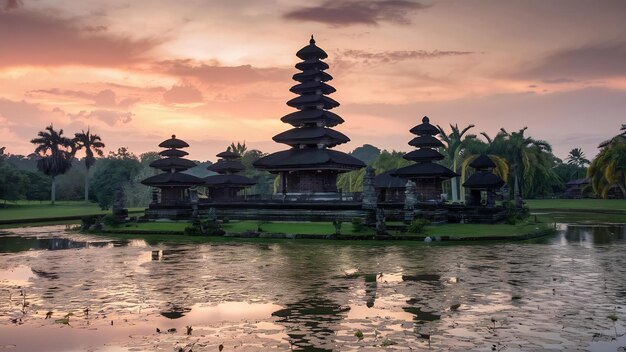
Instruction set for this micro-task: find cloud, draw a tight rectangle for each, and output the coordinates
[283,0,427,27]
[0,8,160,68]
[155,59,289,86]
[163,83,204,104]
[68,110,134,126]
[30,88,139,109]
[336,49,473,64]
[518,41,626,81]
[1,0,22,11]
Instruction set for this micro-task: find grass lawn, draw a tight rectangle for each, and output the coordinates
[0,200,143,222]
[110,220,375,236]
[425,221,548,239]
[526,199,626,211]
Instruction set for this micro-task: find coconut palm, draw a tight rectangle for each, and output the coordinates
[74,129,105,204]
[437,123,476,202]
[229,141,248,157]
[30,125,75,204]
[566,148,590,179]
[497,127,553,210]
[588,134,626,198]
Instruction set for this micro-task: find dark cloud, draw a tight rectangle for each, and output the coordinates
[163,83,204,104]
[156,60,289,86]
[68,110,134,126]
[30,88,139,109]
[336,49,473,64]
[519,41,626,81]
[0,9,160,67]
[284,0,427,26]
[1,0,22,11]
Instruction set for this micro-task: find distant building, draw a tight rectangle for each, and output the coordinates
[462,154,505,207]
[563,178,590,199]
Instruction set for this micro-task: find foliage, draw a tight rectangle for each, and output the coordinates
[74,129,105,203]
[239,147,275,195]
[437,123,476,201]
[337,149,410,193]
[81,215,100,230]
[90,149,142,209]
[406,218,430,234]
[30,124,76,204]
[229,141,248,156]
[351,217,365,233]
[0,163,28,202]
[102,214,122,227]
[332,219,342,235]
[588,134,626,198]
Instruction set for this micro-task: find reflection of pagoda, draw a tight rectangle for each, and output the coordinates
[142,135,203,218]
[392,117,457,201]
[204,149,256,201]
[254,36,364,200]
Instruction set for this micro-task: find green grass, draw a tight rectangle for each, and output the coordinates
[424,221,546,239]
[111,220,375,236]
[0,200,143,222]
[526,199,626,211]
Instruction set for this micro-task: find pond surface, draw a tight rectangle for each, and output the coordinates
[0,224,625,351]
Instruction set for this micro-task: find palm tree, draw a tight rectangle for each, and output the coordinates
[566,148,590,179]
[229,141,248,157]
[30,124,75,205]
[498,127,553,210]
[437,123,476,202]
[74,129,105,204]
[588,133,626,198]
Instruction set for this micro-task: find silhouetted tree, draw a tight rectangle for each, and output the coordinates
[229,141,248,157]
[74,129,105,204]
[437,123,476,202]
[30,125,75,204]
[566,148,590,179]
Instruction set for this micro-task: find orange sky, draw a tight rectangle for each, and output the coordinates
[1,0,625,162]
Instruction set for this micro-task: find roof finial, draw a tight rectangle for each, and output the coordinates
[172,134,176,139]
[422,116,430,123]
[310,35,315,44]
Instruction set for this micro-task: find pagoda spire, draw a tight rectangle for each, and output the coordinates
[254,37,364,197]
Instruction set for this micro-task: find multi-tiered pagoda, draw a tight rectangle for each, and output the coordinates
[463,154,504,207]
[142,135,204,207]
[392,116,457,201]
[254,36,364,199]
[205,149,256,201]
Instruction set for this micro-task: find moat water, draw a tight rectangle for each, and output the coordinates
[0,224,625,351]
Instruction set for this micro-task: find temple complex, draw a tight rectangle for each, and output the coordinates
[254,36,365,200]
[142,135,204,219]
[205,149,256,201]
[392,116,457,202]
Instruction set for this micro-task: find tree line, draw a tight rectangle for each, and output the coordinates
[1,123,624,207]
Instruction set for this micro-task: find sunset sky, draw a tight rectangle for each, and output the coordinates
[1,0,625,162]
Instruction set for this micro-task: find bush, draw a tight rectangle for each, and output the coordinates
[81,215,100,230]
[101,214,122,227]
[332,219,342,235]
[407,218,430,234]
[184,225,200,235]
[351,217,365,233]
[222,217,230,224]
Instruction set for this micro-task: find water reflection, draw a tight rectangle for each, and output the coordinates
[0,224,624,351]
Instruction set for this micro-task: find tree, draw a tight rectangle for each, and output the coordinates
[588,134,626,198]
[229,141,248,157]
[91,149,142,209]
[566,148,590,179]
[30,125,75,204]
[437,124,476,202]
[497,127,553,210]
[74,129,105,204]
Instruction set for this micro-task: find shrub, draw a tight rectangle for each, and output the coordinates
[80,215,99,230]
[101,214,121,227]
[184,225,200,235]
[407,218,430,234]
[222,217,230,224]
[351,217,365,233]
[332,219,342,235]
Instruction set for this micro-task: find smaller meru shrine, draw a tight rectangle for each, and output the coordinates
[141,36,506,224]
